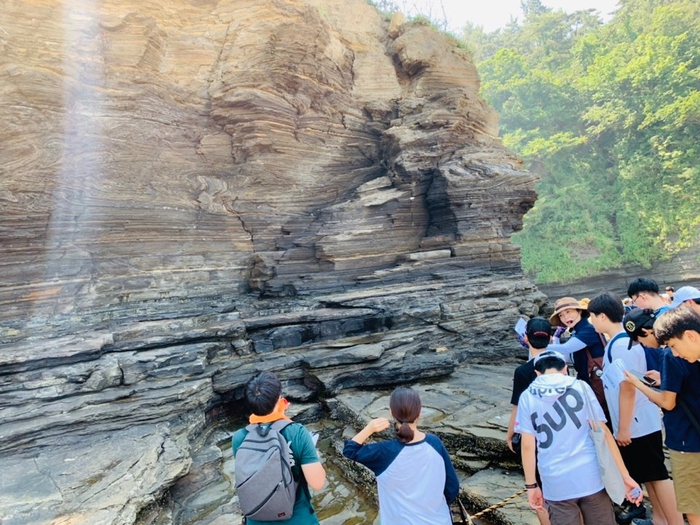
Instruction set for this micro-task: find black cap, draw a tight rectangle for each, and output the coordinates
[623,308,657,349]
[526,317,553,348]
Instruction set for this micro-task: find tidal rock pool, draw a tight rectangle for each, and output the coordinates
[138,365,538,525]
[140,420,495,525]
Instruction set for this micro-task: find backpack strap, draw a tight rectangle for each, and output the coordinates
[245,420,296,436]
[270,419,296,433]
[677,397,700,437]
[606,332,629,363]
[269,421,312,498]
[246,421,303,483]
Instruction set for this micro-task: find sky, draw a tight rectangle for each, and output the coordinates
[398,0,621,32]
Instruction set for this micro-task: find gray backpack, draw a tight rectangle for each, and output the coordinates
[235,420,298,521]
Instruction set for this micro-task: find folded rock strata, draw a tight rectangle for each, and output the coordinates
[0,0,545,522]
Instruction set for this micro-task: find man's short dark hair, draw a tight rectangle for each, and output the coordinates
[588,292,625,323]
[654,308,700,345]
[534,354,567,374]
[245,371,282,416]
[627,277,659,298]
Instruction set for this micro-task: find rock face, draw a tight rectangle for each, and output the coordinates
[0,0,545,523]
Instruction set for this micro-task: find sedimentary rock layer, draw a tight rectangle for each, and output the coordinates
[1,0,537,338]
[0,0,544,523]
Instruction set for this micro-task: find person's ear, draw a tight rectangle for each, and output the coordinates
[685,330,700,344]
[524,334,530,343]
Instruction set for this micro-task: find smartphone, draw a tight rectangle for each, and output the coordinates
[628,369,657,387]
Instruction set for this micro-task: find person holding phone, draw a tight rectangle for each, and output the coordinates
[516,352,643,524]
[625,308,700,524]
[587,293,682,525]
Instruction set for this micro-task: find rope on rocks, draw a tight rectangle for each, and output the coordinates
[456,489,527,524]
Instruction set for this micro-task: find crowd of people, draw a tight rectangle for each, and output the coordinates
[231,277,700,525]
[509,278,700,525]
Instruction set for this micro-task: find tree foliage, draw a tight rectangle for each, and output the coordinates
[472,0,700,283]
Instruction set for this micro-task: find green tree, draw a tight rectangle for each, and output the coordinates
[476,0,700,283]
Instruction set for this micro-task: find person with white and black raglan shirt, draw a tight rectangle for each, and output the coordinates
[343,386,459,525]
[516,351,642,524]
[587,293,683,525]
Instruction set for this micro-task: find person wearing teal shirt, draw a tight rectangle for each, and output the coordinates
[233,372,326,524]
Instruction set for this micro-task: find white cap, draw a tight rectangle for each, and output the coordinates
[533,350,566,365]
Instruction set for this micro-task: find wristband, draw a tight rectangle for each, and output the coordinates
[525,482,538,489]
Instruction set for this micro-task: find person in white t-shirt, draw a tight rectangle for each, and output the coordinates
[516,351,642,524]
[587,293,683,525]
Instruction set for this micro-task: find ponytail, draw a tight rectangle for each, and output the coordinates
[389,386,421,444]
[395,419,414,443]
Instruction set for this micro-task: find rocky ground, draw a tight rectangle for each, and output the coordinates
[0,274,545,524]
[141,363,539,525]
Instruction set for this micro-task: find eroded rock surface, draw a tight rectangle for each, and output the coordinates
[153,365,536,525]
[0,0,544,522]
[328,364,538,525]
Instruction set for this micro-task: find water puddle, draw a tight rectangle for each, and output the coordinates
[141,413,495,525]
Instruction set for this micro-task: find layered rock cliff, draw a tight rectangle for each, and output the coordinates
[0,0,545,523]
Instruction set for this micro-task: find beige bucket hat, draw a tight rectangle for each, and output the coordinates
[549,296,590,327]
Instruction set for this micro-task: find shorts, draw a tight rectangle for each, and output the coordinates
[669,449,700,515]
[619,430,669,483]
[546,489,616,525]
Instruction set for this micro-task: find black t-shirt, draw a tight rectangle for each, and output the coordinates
[510,359,537,406]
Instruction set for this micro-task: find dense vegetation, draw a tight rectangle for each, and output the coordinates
[371,0,700,283]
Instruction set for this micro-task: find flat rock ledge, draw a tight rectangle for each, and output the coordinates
[328,363,539,525]
[5,362,534,525]
[1,423,195,525]
[138,363,537,525]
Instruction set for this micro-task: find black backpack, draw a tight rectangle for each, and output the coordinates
[234,420,298,521]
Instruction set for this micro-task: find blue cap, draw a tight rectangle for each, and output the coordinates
[670,286,700,309]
